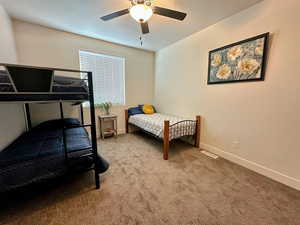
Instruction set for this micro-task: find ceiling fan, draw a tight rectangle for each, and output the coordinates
[100,0,187,34]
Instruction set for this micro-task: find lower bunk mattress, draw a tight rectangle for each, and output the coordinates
[128,113,196,140]
[0,118,108,192]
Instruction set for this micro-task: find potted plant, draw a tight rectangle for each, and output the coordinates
[96,102,112,115]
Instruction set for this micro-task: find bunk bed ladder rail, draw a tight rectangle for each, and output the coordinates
[58,72,100,189]
[87,72,100,189]
[59,102,69,162]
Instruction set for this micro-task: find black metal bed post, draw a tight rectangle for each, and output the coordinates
[80,103,84,124]
[24,103,32,130]
[59,101,68,162]
[87,71,100,189]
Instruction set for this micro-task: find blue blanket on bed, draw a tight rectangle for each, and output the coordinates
[0,118,108,192]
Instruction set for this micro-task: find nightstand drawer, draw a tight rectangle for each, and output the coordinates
[103,117,115,122]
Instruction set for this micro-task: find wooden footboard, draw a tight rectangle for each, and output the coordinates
[125,109,201,160]
[125,109,129,133]
[163,120,170,160]
[195,115,201,148]
[163,116,201,160]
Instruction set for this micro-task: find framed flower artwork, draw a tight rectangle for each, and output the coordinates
[207,33,269,84]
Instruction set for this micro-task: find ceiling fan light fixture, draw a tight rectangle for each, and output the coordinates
[130,4,153,23]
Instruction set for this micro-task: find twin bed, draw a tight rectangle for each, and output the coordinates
[125,110,201,160]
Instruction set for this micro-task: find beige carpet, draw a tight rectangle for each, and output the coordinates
[1,132,300,225]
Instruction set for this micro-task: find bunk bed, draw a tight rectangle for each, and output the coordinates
[0,63,109,192]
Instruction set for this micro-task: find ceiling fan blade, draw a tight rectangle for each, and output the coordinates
[141,22,150,34]
[100,9,129,21]
[153,6,187,21]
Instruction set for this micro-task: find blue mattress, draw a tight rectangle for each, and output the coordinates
[0,118,107,192]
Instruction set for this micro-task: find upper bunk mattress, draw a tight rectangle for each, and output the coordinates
[128,113,196,140]
[0,70,87,93]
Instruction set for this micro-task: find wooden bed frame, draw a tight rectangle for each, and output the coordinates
[125,110,201,160]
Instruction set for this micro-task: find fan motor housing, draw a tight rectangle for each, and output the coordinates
[131,0,152,6]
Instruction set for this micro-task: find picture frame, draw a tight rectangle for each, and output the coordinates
[207,32,269,84]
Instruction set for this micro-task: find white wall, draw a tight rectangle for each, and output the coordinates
[155,0,300,190]
[0,5,25,151]
[13,20,155,135]
[0,6,17,63]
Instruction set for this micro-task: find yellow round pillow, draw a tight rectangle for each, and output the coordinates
[142,104,154,114]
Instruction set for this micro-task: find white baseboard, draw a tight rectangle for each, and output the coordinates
[200,143,300,191]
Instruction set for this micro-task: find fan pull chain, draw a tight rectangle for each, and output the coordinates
[139,36,143,46]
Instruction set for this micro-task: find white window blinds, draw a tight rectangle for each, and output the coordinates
[79,50,125,105]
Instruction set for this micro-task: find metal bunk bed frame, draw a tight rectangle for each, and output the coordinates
[0,63,100,189]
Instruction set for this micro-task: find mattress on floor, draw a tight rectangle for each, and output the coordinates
[128,113,196,140]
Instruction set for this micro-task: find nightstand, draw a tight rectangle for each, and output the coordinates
[98,114,118,139]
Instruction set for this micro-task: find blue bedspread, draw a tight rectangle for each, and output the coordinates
[0,118,107,192]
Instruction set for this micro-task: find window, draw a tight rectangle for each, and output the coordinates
[79,50,125,105]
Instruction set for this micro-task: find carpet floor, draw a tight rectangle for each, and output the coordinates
[1,132,300,225]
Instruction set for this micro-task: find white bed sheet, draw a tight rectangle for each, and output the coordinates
[128,113,196,140]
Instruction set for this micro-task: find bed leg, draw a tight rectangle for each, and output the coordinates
[95,172,100,189]
[163,120,170,160]
[195,115,201,148]
[125,109,129,133]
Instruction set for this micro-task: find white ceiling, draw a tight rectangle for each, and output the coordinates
[0,0,262,51]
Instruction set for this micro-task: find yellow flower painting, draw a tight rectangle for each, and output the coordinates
[208,33,269,84]
[227,46,243,61]
[216,64,231,80]
[211,54,222,67]
[238,58,260,75]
